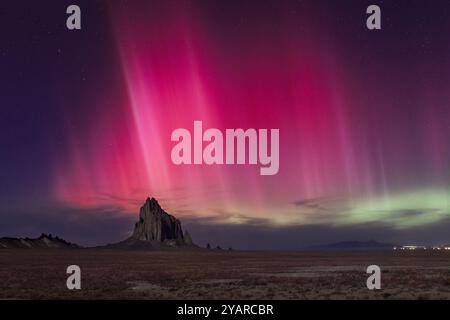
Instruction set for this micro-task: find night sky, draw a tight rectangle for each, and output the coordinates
[1,0,449,249]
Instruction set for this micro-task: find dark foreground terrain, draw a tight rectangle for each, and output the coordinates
[1,250,450,299]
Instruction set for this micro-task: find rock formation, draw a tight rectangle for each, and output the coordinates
[131,197,184,242]
[109,197,196,249]
[0,233,80,249]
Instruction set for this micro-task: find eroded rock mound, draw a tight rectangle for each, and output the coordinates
[0,233,80,249]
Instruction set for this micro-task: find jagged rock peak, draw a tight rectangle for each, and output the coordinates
[131,197,185,242]
[144,197,161,209]
[0,234,79,249]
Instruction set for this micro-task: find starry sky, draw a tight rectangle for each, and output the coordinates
[1,0,449,249]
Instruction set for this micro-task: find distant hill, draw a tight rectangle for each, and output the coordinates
[309,240,395,251]
[0,233,80,249]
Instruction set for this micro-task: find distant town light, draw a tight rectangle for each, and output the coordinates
[394,245,450,251]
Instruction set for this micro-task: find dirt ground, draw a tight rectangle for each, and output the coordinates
[1,249,450,299]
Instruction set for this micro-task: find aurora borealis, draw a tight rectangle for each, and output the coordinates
[1,0,449,248]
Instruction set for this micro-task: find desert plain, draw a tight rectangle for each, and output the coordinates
[1,249,450,300]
